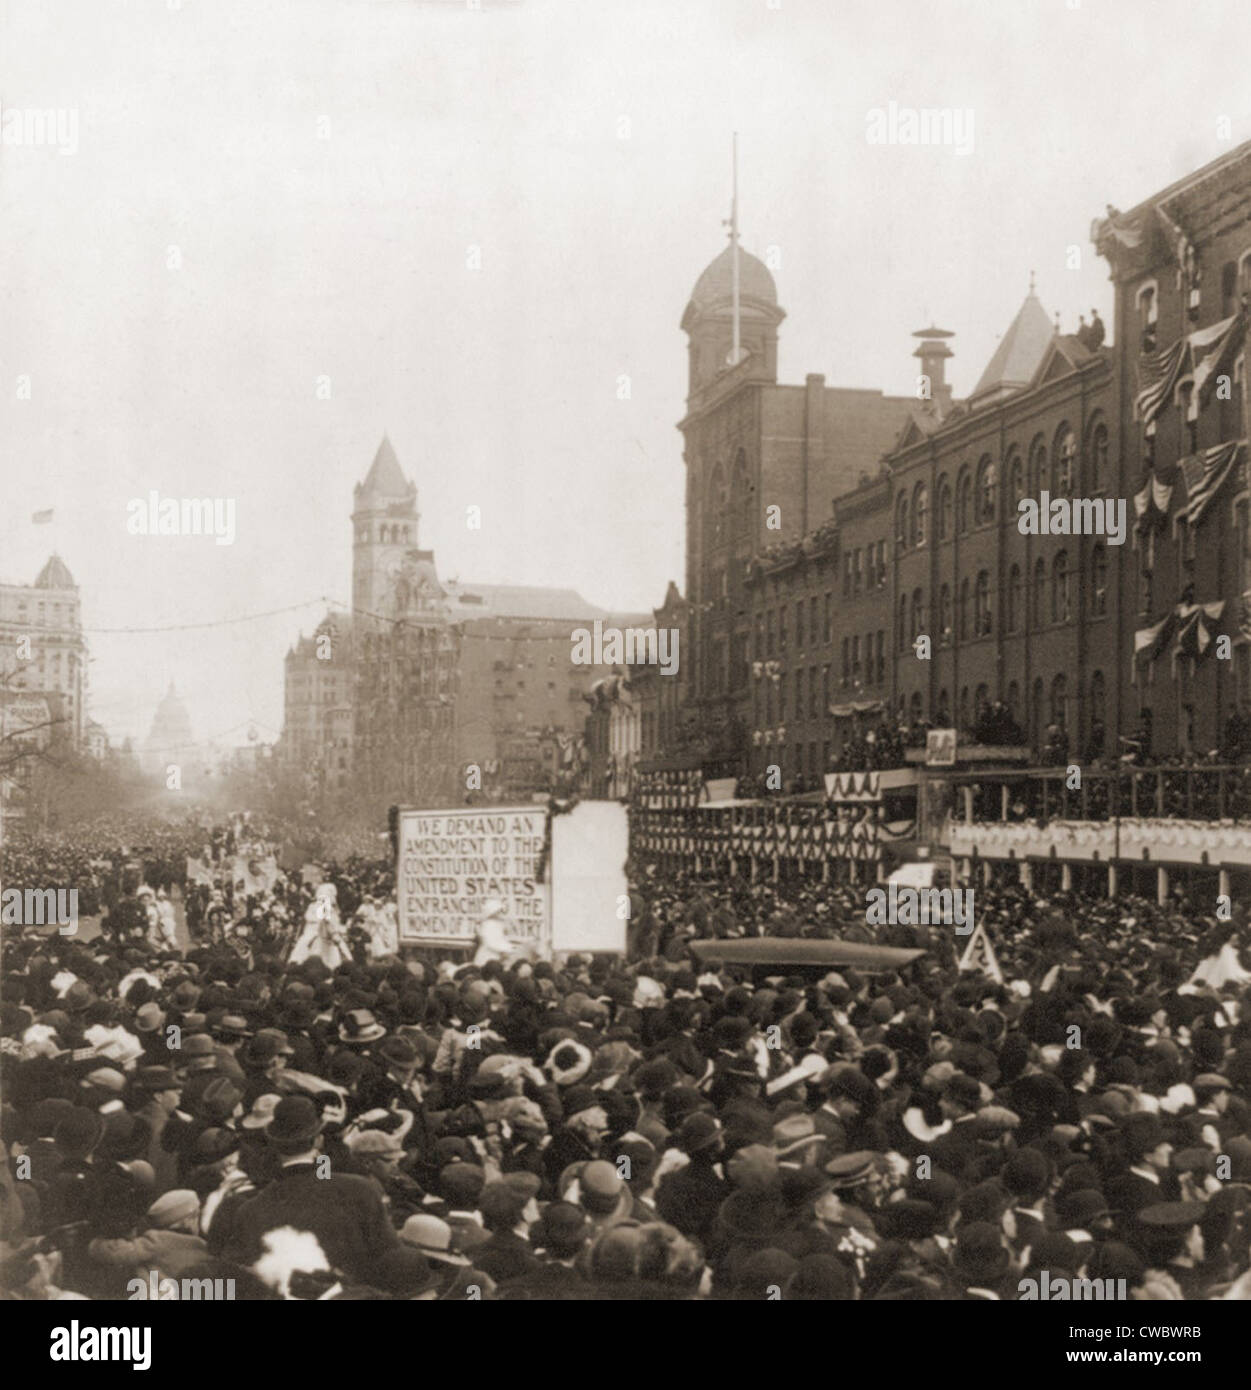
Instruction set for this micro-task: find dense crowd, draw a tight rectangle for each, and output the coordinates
[2,817,1250,1301]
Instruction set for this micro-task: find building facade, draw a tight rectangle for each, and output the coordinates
[887,293,1115,757]
[0,555,88,747]
[1093,139,1251,758]
[678,241,915,773]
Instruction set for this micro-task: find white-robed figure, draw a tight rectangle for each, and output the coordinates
[289,882,350,970]
[474,896,515,967]
[369,899,399,959]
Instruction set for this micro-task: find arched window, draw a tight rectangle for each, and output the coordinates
[958,686,970,733]
[896,494,910,552]
[1053,426,1076,496]
[976,455,996,523]
[975,570,991,636]
[938,583,952,643]
[1052,551,1071,623]
[1006,680,1020,725]
[975,684,990,721]
[912,483,928,547]
[909,691,923,724]
[936,689,950,724]
[1050,674,1067,728]
[958,577,970,640]
[1088,420,1109,492]
[1091,544,1108,616]
[1028,435,1047,496]
[1031,676,1045,749]
[911,588,925,640]
[1033,558,1047,625]
[1007,564,1022,633]
[936,476,952,541]
[956,469,972,534]
[1006,451,1024,506]
[898,595,909,652]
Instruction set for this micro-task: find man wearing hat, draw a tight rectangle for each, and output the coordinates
[655,1113,728,1243]
[496,1201,589,1299]
[399,1213,493,1300]
[144,1190,209,1276]
[474,1173,542,1282]
[221,1095,398,1283]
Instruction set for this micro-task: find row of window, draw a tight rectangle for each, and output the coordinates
[756,593,835,658]
[843,542,889,598]
[894,422,1110,550]
[895,549,1110,650]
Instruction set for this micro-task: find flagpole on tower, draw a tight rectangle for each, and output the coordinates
[730,131,741,367]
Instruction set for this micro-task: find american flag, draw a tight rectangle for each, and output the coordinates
[1134,337,1186,423]
[1180,440,1244,526]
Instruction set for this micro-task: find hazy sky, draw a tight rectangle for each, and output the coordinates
[2,0,1247,748]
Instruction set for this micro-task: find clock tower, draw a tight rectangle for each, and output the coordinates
[351,435,420,621]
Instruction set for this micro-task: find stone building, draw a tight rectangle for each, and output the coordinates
[0,555,88,747]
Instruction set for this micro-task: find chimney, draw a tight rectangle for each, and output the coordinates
[912,325,955,414]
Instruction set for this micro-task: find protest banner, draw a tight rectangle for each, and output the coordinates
[397,806,549,951]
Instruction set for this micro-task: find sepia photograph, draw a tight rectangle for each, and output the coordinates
[2,0,1250,1363]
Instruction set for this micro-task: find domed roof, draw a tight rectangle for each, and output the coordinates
[34,554,76,589]
[689,244,778,310]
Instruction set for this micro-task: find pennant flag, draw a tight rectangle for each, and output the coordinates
[1180,440,1244,526]
[31,509,53,524]
[1134,336,1187,423]
[958,921,1004,984]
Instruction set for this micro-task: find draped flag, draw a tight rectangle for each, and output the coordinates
[1180,440,1244,526]
[1193,311,1246,406]
[1132,472,1175,543]
[1135,611,1177,664]
[1135,336,1186,424]
[1173,600,1226,661]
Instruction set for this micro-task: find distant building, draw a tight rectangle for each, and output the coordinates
[0,554,89,747]
[84,719,109,761]
[141,683,198,779]
[283,610,355,791]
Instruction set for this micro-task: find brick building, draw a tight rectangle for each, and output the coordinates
[678,240,914,773]
[1093,139,1251,758]
[886,290,1115,756]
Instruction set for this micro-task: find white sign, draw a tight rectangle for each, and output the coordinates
[397,806,549,949]
[926,728,957,766]
[550,801,628,955]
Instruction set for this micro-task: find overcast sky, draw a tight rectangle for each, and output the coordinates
[2,0,1247,748]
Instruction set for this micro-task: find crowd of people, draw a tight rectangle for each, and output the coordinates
[2,813,1249,1302]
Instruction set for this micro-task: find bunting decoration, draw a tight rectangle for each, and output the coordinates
[1173,600,1226,662]
[1192,312,1246,406]
[1180,440,1245,526]
[1134,337,1187,424]
[1132,472,1174,543]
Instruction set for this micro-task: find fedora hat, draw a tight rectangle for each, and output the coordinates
[266,1095,324,1148]
[338,1009,386,1044]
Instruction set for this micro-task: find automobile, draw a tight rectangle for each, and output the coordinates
[688,935,925,978]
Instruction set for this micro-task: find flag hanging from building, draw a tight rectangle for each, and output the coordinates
[31,509,54,524]
[1193,310,1246,405]
[957,921,1003,984]
[1180,440,1245,526]
[1134,336,1187,424]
